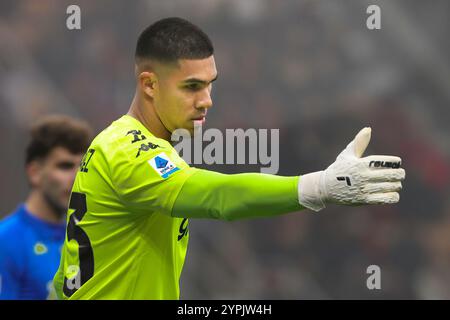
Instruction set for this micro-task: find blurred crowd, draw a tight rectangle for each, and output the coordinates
[1,0,449,299]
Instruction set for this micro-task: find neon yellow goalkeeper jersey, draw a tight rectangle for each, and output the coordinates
[53,115,197,300]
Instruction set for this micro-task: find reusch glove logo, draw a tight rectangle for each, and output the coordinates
[369,160,401,169]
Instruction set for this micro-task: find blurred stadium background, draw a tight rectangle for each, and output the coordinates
[1,0,449,299]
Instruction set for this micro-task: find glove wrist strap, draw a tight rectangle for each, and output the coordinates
[298,171,327,212]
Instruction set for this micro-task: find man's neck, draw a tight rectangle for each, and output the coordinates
[127,93,171,141]
[25,191,63,225]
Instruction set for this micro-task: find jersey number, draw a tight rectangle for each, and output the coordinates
[63,192,94,297]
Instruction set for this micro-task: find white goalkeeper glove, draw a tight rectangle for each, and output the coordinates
[298,127,405,212]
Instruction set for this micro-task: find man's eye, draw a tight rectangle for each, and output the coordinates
[57,162,76,170]
[185,84,200,91]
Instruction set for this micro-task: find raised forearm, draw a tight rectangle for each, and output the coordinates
[172,169,304,221]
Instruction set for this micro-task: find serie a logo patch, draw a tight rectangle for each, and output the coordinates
[148,152,180,178]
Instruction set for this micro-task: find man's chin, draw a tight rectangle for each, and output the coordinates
[172,123,203,139]
[192,120,204,137]
[43,193,67,218]
[55,199,69,216]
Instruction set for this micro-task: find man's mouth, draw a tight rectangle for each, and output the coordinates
[192,116,206,124]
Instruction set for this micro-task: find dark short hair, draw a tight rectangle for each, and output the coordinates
[25,115,93,164]
[135,17,214,63]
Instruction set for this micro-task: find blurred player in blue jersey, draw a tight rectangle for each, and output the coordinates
[0,115,92,299]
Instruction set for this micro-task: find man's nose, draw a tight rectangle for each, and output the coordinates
[196,88,213,110]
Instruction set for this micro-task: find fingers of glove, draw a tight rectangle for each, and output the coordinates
[362,182,402,194]
[362,155,402,169]
[366,168,406,182]
[365,192,400,204]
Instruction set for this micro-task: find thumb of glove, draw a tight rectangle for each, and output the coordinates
[337,127,372,160]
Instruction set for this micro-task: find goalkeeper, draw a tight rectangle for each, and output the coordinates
[53,17,405,299]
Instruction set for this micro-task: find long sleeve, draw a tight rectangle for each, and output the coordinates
[172,169,304,221]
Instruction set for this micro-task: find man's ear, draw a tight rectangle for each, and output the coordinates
[26,160,43,188]
[138,71,158,99]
